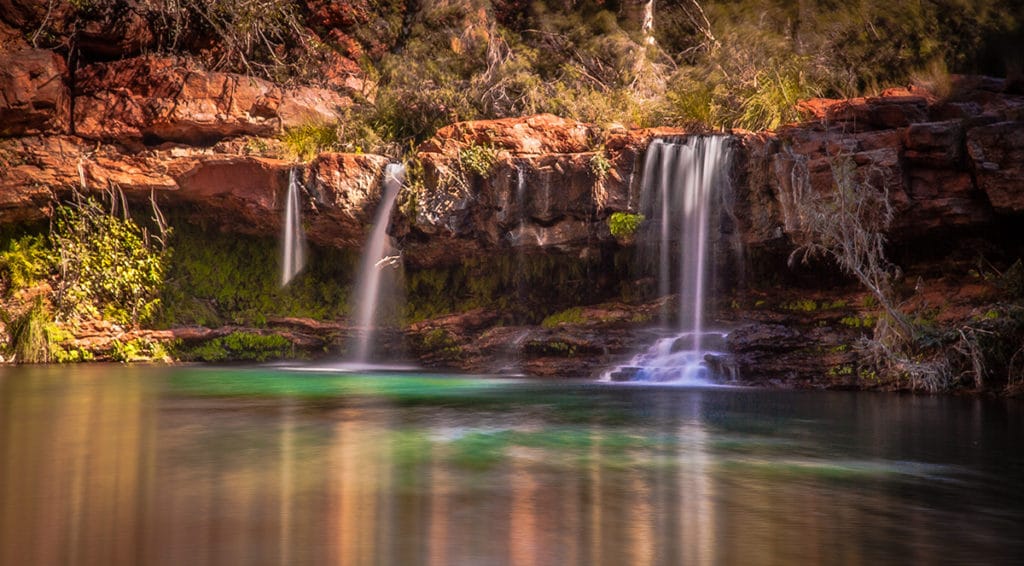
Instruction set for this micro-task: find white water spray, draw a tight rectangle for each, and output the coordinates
[349,163,405,364]
[281,168,306,287]
[605,136,732,384]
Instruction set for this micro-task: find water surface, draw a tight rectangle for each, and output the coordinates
[1,365,1021,565]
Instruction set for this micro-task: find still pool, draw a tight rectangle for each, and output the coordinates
[1,364,1022,565]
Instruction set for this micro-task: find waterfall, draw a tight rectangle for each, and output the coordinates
[281,168,306,287]
[605,136,732,384]
[349,163,405,364]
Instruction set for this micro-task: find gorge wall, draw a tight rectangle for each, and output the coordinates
[2,25,1023,389]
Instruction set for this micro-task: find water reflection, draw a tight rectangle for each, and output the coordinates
[1,366,1022,565]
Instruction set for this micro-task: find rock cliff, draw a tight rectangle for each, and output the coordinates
[1,34,1022,390]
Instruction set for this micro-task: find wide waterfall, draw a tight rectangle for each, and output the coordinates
[281,168,306,287]
[606,136,733,383]
[349,163,405,364]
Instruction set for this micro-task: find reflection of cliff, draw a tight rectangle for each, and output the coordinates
[0,367,151,565]
[0,380,724,564]
[327,408,392,566]
[3,375,1011,563]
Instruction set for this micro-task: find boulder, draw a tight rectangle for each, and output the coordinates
[306,152,391,247]
[420,114,593,156]
[797,88,933,130]
[0,49,69,136]
[73,56,350,147]
[903,121,965,167]
[0,136,176,223]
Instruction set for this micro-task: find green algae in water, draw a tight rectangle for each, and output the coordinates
[168,369,504,401]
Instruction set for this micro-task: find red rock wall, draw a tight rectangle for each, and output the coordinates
[1,33,1022,269]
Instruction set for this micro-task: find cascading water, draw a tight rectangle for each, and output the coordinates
[281,168,306,287]
[349,163,405,364]
[605,136,732,384]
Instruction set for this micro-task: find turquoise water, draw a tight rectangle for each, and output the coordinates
[1,364,1022,565]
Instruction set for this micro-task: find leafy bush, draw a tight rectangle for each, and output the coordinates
[50,195,171,327]
[608,212,645,238]
[0,235,53,293]
[110,338,169,363]
[541,306,586,328]
[157,223,354,327]
[663,34,823,131]
[459,143,499,177]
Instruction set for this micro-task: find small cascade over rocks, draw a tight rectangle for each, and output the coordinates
[348,163,405,365]
[605,136,733,384]
[281,168,307,287]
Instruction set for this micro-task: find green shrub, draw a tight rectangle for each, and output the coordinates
[459,143,499,177]
[50,196,171,328]
[590,150,612,180]
[0,235,53,293]
[110,338,169,363]
[541,307,586,328]
[8,298,52,363]
[157,223,354,327]
[608,212,645,238]
[281,122,339,161]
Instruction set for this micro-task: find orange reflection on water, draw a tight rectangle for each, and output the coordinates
[2,368,1016,565]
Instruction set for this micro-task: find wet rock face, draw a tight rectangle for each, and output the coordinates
[306,152,391,248]
[398,115,635,267]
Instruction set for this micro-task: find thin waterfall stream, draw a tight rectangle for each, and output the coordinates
[348,163,405,365]
[605,136,732,383]
[281,168,306,287]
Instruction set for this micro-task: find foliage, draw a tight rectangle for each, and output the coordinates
[397,154,426,219]
[412,328,463,360]
[50,195,171,328]
[608,212,645,239]
[110,338,169,363]
[541,307,586,329]
[782,152,1024,392]
[788,155,910,343]
[458,143,499,178]
[589,149,612,180]
[403,251,632,325]
[281,122,339,161]
[157,222,355,327]
[662,33,824,130]
[7,298,52,364]
[176,331,293,362]
[0,235,53,294]
[145,0,319,83]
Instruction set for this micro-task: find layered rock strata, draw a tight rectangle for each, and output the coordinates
[2,39,1023,388]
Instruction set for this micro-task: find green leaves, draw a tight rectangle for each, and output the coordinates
[50,197,171,328]
[458,142,499,178]
[608,212,645,239]
[0,235,54,293]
